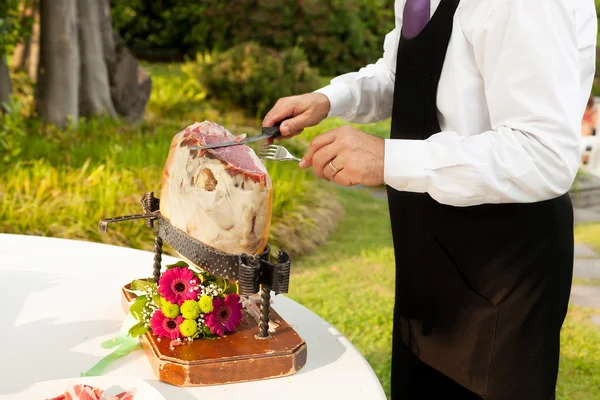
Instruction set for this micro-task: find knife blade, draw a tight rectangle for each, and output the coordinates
[190,120,287,151]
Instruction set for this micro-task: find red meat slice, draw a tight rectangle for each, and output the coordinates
[48,384,136,400]
[68,384,103,400]
[103,388,136,400]
[46,394,68,400]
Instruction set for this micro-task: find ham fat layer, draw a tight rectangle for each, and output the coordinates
[160,121,273,255]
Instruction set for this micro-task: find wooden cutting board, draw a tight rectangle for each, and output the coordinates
[121,283,307,387]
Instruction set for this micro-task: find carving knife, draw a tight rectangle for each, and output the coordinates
[191,119,288,151]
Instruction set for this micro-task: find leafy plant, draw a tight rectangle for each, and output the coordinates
[0,95,27,163]
[0,0,25,54]
[191,42,321,117]
[111,0,395,75]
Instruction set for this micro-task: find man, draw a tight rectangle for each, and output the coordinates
[263,0,598,399]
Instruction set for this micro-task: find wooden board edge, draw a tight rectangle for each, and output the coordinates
[120,282,308,387]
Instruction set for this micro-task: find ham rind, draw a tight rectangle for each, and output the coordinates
[160,121,272,255]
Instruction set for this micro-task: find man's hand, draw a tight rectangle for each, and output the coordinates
[299,126,385,187]
[262,93,331,143]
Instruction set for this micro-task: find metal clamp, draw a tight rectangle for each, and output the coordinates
[99,192,292,339]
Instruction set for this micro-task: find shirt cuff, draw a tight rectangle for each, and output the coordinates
[314,84,353,118]
[384,139,428,193]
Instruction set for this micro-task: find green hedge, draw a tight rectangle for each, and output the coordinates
[0,0,23,53]
[190,42,321,117]
[110,0,395,76]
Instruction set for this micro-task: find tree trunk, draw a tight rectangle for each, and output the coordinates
[109,33,152,123]
[0,53,12,112]
[12,40,29,72]
[99,0,151,123]
[77,0,116,118]
[12,0,37,72]
[27,4,41,80]
[99,0,116,74]
[36,0,79,127]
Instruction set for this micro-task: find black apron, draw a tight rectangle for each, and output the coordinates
[387,1,574,399]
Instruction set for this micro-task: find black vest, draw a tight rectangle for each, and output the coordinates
[386,1,574,399]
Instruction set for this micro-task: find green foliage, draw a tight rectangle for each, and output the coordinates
[127,321,149,338]
[0,0,33,54]
[191,42,321,117]
[129,295,148,321]
[111,0,395,75]
[0,96,26,163]
[110,0,203,58]
[0,0,20,53]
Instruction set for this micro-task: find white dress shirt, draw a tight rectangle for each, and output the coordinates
[316,0,598,207]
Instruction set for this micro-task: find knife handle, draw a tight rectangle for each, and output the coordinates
[262,117,292,139]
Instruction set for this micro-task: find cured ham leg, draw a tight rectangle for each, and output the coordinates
[160,121,273,256]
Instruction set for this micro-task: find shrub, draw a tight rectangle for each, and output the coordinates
[111,0,395,75]
[192,42,321,117]
[0,0,31,54]
[0,96,27,164]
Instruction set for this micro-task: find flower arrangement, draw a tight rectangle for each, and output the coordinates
[126,261,242,341]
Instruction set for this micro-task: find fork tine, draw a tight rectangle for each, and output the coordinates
[260,146,278,152]
[257,143,299,162]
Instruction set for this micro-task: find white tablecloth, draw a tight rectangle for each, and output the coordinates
[0,234,386,399]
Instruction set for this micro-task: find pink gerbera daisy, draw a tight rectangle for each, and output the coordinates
[158,267,199,306]
[205,294,243,337]
[150,309,183,339]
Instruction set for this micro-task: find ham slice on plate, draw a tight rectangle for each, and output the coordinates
[46,384,135,400]
[160,121,273,255]
[14,376,160,400]
[107,388,137,400]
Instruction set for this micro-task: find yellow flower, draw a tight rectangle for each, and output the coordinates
[161,301,180,319]
[198,295,214,313]
[181,300,200,320]
[180,319,198,338]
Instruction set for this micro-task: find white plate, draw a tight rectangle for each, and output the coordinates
[6,376,166,400]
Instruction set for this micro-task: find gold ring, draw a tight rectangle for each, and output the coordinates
[328,160,340,174]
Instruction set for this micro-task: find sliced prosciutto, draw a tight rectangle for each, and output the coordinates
[160,121,273,255]
[107,388,137,400]
[46,384,136,400]
[47,384,103,400]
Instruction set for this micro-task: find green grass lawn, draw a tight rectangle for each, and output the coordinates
[575,223,600,254]
[572,278,600,286]
[288,188,600,399]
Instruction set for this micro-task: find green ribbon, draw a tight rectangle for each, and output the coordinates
[80,313,142,377]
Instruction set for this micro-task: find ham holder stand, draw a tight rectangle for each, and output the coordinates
[99,192,307,387]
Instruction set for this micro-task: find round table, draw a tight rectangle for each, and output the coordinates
[0,234,386,399]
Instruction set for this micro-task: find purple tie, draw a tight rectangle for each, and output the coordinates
[403,0,431,39]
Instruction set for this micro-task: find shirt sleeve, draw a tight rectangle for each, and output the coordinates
[314,4,402,123]
[384,0,595,206]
